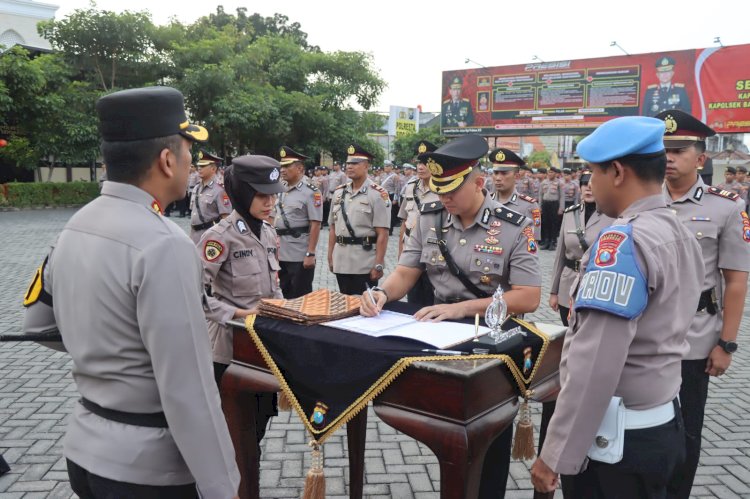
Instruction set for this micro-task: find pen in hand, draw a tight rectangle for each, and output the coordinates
[365,283,380,316]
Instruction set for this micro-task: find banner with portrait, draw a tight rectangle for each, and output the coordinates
[441,43,750,136]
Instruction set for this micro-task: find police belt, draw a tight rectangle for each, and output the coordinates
[80,397,168,428]
[191,218,221,231]
[276,226,310,237]
[564,258,581,272]
[696,288,717,315]
[336,235,375,247]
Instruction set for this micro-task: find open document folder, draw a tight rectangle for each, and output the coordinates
[323,310,491,349]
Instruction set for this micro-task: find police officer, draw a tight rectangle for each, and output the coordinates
[560,168,580,208]
[737,164,750,209]
[274,146,323,298]
[190,151,232,244]
[539,166,563,250]
[549,170,613,325]
[397,140,440,306]
[642,56,691,116]
[716,166,742,195]
[198,154,285,451]
[22,86,240,498]
[379,160,400,235]
[488,147,542,240]
[653,109,750,499]
[531,116,704,497]
[442,76,474,128]
[516,164,535,197]
[327,143,391,295]
[360,135,541,499]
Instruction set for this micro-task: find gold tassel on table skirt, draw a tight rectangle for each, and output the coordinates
[303,440,325,499]
[511,391,536,461]
[277,391,292,411]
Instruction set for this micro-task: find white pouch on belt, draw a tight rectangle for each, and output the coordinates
[587,396,625,464]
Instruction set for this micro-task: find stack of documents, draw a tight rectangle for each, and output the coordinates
[258,289,362,324]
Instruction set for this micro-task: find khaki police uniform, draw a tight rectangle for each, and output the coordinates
[24,182,240,497]
[328,170,347,193]
[561,179,580,208]
[491,190,542,241]
[400,194,540,303]
[329,178,390,278]
[541,194,704,478]
[190,175,232,244]
[274,178,323,298]
[398,178,439,241]
[200,211,282,364]
[550,203,613,322]
[539,177,564,247]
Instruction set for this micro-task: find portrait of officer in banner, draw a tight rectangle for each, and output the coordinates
[442,76,475,128]
[642,56,692,116]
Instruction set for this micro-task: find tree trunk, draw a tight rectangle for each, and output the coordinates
[45,157,56,182]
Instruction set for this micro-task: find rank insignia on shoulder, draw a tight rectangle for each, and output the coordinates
[420,201,444,213]
[23,256,53,307]
[575,224,647,320]
[707,186,739,201]
[519,194,537,203]
[493,206,524,226]
[236,219,249,234]
[150,200,162,215]
[204,240,225,262]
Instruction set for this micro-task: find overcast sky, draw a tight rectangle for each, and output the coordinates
[51,0,750,114]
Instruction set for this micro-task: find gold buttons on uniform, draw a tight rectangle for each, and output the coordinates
[459,239,467,245]
[438,255,445,262]
[431,257,437,263]
[476,259,482,266]
[696,232,703,238]
[480,275,491,284]
[483,267,490,273]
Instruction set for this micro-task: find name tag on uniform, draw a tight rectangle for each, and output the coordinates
[426,237,438,245]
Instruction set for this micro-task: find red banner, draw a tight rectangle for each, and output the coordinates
[441,44,750,136]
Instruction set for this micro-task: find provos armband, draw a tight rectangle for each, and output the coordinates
[574,224,647,320]
[23,256,53,307]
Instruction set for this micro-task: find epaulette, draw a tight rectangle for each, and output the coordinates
[443,98,451,104]
[493,206,525,226]
[420,200,444,213]
[647,84,657,88]
[707,186,739,201]
[675,83,685,87]
[519,193,537,204]
[564,203,581,213]
[305,179,320,192]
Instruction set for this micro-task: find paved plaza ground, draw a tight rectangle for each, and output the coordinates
[1,207,749,498]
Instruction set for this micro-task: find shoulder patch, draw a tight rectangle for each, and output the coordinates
[313,191,322,207]
[707,186,739,201]
[519,193,537,204]
[23,256,53,307]
[574,224,648,320]
[203,240,225,262]
[741,211,750,243]
[564,203,582,213]
[493,206,525,226]
[221,192,231,207]
[420,200,444,213]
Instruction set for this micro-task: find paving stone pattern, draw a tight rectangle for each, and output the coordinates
[1,208,748,498]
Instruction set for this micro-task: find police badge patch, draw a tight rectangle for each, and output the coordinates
[741,211,750,242]
[310,401,329,430]
[313,191,322,207]
[204,240,225,261]
[222,193,231,207]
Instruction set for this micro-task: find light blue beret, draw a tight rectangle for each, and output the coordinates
[577,117,666,164]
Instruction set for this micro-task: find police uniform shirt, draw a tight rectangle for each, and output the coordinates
[517,176,535,197]
[561,179,580,205]
[541,194,704,475]
[380,172,398,195]
[442,98,474,127]
[663,177,750,359]
[274,179,323,262]
[643,83,691,116]
[550,204,613,304]
[317,174,330,200]
[491,190,542,240]
[190,174,233,243]
[199,211,283,364]
[397,178,439,238]
[188,170,200,190]
[329,178,391,274]
[23,182,240,496]
[328,171,347,198]
[399,194,541,303]
[716,179,743,196]
[540,178,564,209]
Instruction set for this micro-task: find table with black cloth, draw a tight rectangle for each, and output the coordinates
[221,301,564,499]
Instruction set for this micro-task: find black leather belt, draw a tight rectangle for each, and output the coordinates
[277,226,310,237]
[80,397,168,428]
[191,218,221,231]
[564,258,581,272]
[336,235,375,245]
[697,288,717,315]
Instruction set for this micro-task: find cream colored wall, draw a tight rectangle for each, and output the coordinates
[0,13,50,49]
[37,167,92,182]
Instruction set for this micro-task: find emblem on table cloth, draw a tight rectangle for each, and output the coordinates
[310,401,329,429]
[742,211,750,242]
[594,230,626,267]
[523,346,533,375]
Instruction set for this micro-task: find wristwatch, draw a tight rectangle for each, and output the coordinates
[372,286,389,301]
[305,252,315,257]
[374,264,384,272]
[718,338,738,354]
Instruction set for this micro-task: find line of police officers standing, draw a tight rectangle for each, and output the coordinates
[19,83,750,499]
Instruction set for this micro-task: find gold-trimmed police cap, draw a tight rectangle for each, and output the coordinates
[97,86,208,143]
[345,143,374,164]
[654,109,716,149]
[279,146,309,166]
[489,148,525,172]
[449,76,463,89]
[655,56,676,72]
[196,149,222,167]
[415,140,438,158]
[418,135,487,194]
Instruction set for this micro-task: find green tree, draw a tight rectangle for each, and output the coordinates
[527,150,551,167]
[391,126,448,165]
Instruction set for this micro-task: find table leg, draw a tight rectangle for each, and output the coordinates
[346,410,367,499]
[374,400,517,499]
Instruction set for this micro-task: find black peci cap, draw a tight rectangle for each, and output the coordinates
[229,155,285,195]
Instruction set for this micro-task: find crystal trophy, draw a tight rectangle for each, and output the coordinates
[484,287,524,344]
